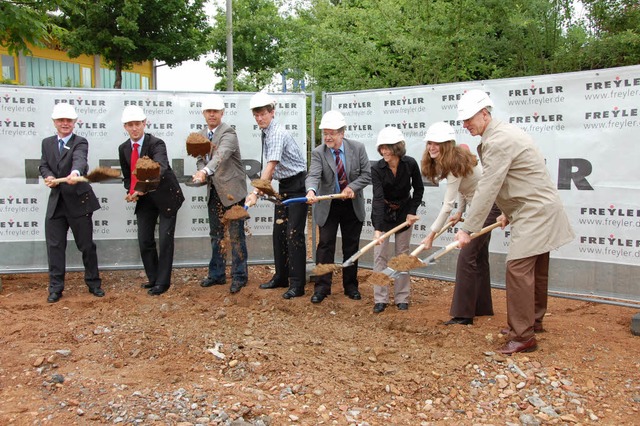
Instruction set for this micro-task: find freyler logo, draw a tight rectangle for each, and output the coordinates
[580,205,640,218]
[383,96,424,107]
[55,97,106,106]
[579,233,640,248]
[585,76,640,91]
[190,101,237,109]
[383,120,427,130]
[584,106,638,120]
[508,85,564,96]
[0,219,39,228]
[509,112,563,124]
[1,95,35,104]
[124,99,172,107]
[1,117,35,128]
[347,123,373,131]
[76,119,106,129]
[337,99,372,109]
[0,196,38,205]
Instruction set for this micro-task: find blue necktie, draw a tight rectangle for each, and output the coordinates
[58,139,64,153]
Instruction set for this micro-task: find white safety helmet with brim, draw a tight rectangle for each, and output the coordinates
[456,89,494,121]
[202,94,225,111]
[376,126,404,147]
[424,122,456,143]
[51,103,78,120]
[319,110,347,130]
[121,105,147,123]
[249,92,275,109]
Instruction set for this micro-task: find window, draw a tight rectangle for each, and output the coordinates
[141,76,149,90]
[81,66,92,88]
[1,55,16,81]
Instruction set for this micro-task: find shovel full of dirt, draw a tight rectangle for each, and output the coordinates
[341,219,415,268]
[51,166,122,184]
[385,221,502,279]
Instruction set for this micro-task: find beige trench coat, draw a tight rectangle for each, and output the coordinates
[463,119,574,261]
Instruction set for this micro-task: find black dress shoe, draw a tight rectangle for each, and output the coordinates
[396,303,409,310]
[201,276,226,287]
[345,290,362,300]
[230,281,246,294]
[47,292,62,303]
[141,282,155,289]
[373,303,387,313]
[89,288,105,297]
[148,286,169,296]
[282,288,304,299]
[260,279,288,289]
[310,292,326,303]
[444,317,473,325]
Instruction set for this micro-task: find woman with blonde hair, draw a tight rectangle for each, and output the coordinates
[421,122,500,325]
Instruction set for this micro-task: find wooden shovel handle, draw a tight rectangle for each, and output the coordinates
[423,221,502,264]
[50,176,89,184]
[343,219,413,266]
[410,220,456,257]
[315,193,349,202]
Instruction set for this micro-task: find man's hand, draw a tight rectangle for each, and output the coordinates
[65,172,79,186]
[342,186,355,199]
[455,230,471,248]
[125,193,140,203]
[497,214,509,229]
[305,190,317,204]
[245,191,259,207]
[192,170,207,184]
[44,176,57,188]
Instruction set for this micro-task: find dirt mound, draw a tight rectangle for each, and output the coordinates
[0,267,638,425]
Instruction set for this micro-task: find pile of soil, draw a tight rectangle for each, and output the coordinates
[185,133,211,157]
[133,156,160,181]
[251,179,278,197]
[0,267,638,425]
[223,205,250,221]
[387,254,424,272]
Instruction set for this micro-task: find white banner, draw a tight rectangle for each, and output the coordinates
[327,65,640,267]
[0,88,307,244]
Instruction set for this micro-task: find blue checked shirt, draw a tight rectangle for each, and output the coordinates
[263,120,306,180]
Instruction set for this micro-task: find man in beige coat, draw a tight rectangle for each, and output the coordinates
[193,94,248,294]
[454,90,574,355]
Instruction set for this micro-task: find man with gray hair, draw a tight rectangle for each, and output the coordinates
[192,94,248,294]
[454,89,574,354]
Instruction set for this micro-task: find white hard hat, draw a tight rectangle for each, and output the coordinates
[202,94,225,111]
[456,89,494,120]
[319,110,347,130]
[249,92,275,109]
[424,122,456,143]
[376,126,404,147]
[121,105,147,123]
[51,103,78,120]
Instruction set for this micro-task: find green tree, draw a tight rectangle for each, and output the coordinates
[0,0,66,55]
[58,0,212,88]
[208,0,286,91]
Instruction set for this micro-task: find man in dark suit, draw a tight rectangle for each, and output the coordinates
[39,103,104,303]
[118,105,185,296]
[192,94,248,294]
[305,110,371,303]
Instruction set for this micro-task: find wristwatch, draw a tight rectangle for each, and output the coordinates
[252,189,260,196]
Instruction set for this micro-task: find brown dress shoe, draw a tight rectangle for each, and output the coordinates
[496,337,538,355]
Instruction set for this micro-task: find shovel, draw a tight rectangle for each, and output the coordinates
[342,219,414,268]
[133,178,160,193]
[51,166,121,184]
[380,219,457,277]
[385,221,502,279]
[283,193,348,206]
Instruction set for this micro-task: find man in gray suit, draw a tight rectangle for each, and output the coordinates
[192,94,248,294]
[305,110,371,303]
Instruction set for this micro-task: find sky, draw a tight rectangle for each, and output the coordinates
[155,53,221,93]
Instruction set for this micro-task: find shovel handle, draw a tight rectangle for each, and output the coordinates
[282,193,348,206]
[410,220,456,257]
[421,221,502,265]
[342,219,413,267]
[50,176,89,184]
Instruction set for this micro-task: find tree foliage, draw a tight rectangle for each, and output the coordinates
[208,0,286,91]
[0,0,66,55]
[57,0,212,88]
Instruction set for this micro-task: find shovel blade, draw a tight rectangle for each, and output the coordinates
[134,179,160,193]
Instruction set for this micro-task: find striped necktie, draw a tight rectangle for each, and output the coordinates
[333,149,348,191]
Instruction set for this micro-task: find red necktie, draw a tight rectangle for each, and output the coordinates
[129,142,139,194]
[333,149,348,191]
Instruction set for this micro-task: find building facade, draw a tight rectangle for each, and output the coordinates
[1,42,154,90]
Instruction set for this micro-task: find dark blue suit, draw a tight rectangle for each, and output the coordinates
[39,133,101,294]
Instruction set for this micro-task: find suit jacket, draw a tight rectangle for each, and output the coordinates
[196,123,247,207]
[39,133,100,219]
[118,133,184,217]
[305,138,371,226]
[463,119,574,261]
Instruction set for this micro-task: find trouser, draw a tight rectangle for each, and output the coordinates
[272,172,307,290]
[505,252,550,341]
[136,202,178,288]
[450,204,501,318]
[207,185,248,283]
[314,199,363,295]
[373,228,412,304]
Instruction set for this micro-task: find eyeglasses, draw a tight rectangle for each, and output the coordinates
[323,130,342,138]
